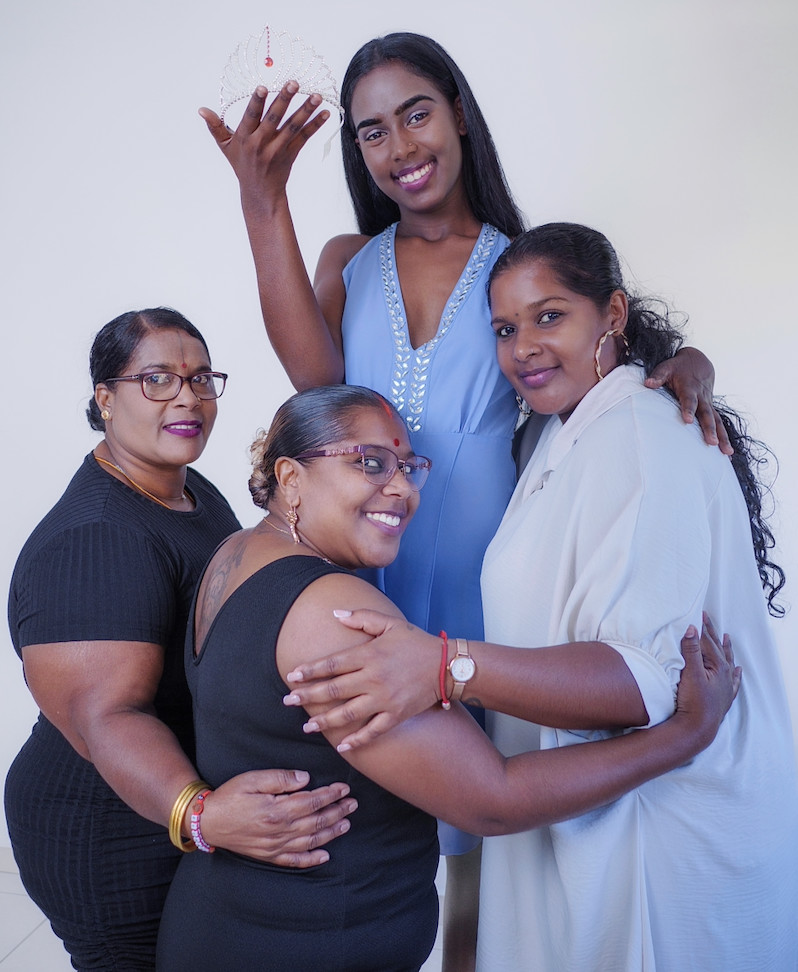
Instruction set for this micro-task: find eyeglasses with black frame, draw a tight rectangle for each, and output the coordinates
[103,371,228,401]
[293,444,432,491]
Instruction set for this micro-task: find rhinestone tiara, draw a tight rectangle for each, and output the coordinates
[219,24,343,125]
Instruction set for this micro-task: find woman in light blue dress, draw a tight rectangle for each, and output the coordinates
[200,31,724,970]
[341,221,516,641]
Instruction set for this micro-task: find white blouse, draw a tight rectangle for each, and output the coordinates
[478,365,798,972]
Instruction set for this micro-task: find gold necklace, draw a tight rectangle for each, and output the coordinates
[94,454,191,511]
[261,515,334,566]
[261,515,294,539]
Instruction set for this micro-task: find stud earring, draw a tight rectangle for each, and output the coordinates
[101,409,111,421]
[286,505,301,544]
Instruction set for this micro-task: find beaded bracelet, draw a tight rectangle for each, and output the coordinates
[439,630,452,710]
[190,789,216,853]
[168,780,210,852]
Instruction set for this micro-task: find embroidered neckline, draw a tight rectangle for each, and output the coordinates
[379,223,499,433]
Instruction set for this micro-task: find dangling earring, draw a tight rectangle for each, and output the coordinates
[286,505,301,544]
[594,329,629,381]
[101,409,111,421]
[515,394,532,417]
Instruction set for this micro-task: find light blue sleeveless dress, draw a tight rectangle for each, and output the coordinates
[342,223,517,853]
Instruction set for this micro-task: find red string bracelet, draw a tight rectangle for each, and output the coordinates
[439,630,452,710]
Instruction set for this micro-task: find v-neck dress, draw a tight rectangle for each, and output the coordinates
[341,222,515,642]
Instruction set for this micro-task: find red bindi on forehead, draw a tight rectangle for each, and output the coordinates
[181,362,187,369]
[393,438,400,447]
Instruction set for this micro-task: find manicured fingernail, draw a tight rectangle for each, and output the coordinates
[255,85,267,97]
[286,80,299,94]
[286,670,304,682]
[337,742,351,753]
[333,609,352,618]
[303,721,320,734]
[685,625,697,638]
[283,693,301,705]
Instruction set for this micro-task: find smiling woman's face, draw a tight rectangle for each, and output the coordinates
[95,328,218,471]
[491,260,627,422]
[350,61,468,219]
[288,405,421,571]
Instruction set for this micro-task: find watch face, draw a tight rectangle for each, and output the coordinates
[450,656,476,683]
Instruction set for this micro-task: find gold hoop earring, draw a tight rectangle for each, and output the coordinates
[286,505,301,544]
[101,409,111,421]
[594,329,628,381]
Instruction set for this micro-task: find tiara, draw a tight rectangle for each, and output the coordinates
[219,25,343,127]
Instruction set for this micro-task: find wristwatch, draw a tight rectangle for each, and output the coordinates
[448,638,476,701]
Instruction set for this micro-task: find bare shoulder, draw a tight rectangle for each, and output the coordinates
[276,569,403,675]
[316,233,372,276]
[195,528,258,649]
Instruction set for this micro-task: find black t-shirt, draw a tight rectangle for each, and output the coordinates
[8,453,241,753]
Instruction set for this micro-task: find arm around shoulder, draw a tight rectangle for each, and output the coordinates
[277,576,735,835]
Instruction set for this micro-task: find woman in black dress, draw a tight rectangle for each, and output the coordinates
[5,308,355,970]
[155,383,738,972]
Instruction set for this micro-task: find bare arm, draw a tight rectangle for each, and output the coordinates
[278,576,739,835]
[22,640,356,866]
[200,85,367,389]
[284,610,649,746]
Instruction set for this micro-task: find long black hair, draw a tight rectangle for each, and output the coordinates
[490,222,786,616]
[340,32,524,239]
[87,307,209,431]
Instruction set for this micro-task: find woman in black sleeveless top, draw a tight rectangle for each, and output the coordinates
[156,384,738,972]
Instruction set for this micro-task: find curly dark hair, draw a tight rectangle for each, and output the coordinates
[340,32,524,239]
[489,222,785,616]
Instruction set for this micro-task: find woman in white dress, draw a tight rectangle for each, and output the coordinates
[283,223,798,971]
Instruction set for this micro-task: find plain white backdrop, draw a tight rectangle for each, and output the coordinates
[1,0,796,845]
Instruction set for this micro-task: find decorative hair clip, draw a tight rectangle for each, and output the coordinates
[219,24,343,128]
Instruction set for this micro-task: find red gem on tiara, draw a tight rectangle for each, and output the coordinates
[218,24,343,127]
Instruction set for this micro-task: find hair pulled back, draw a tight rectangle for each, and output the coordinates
[249,385,400,509]
[489,222,785,616]
[341,32,524,239]
[87,307,209,431]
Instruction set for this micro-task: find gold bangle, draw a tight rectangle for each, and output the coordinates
[168,780,209,852]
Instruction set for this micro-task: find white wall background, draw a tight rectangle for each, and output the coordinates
[1,0,796,845]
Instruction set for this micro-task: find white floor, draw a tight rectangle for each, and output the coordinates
[0,845,443,970]
[0,847,72,970]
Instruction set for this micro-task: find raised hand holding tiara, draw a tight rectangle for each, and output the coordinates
[199,83,331,210]
[200,25,341,207]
